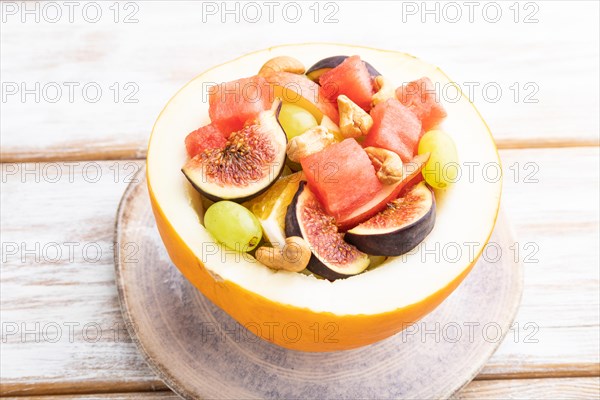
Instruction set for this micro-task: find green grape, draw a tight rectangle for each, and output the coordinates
[204,201,262,252]
[418,130,459,190]
[278,103,318,140]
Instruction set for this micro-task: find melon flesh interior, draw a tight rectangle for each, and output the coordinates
[147,44,502,316]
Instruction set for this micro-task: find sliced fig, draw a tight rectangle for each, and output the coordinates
[306,55,381,83]
[346,182,435,256]
[182,100,287,202]
[285,182,370,281]
[336,153,429,231]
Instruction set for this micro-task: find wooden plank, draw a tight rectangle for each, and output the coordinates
[1,2,598,162]
[481,147,600,378]
[0,144,147,163]
[1,148,598,396]
[0,392,177,400]
[0,160,167,396]
[455,377,600,400]
[496,138,600,150]
[2,377,598,399]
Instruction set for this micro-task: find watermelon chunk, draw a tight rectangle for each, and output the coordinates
[396,77,447,131]
[319,55,374,111]
[301,139,382,220]
[208,75,271,135]
[363,98,422,163]
[184,123,227,158]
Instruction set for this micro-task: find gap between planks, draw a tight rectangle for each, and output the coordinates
[2,376,599,399]
[3,367,598,397]
[1,138,599,163]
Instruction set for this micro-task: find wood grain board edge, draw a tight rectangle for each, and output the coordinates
[1,138,598,163]
[0,381,168,398]
[477,362,600,380]
[3,366,597,398]
[454,377,600,400]
[1,377,598,399]
[4,369,597,398]
[495,137,600,150]
[0,145,147,163]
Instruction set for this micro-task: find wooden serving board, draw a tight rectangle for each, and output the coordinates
[114,168,523,400]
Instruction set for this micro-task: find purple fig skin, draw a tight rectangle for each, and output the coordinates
[285,182,369,281]
[345,186,436,257]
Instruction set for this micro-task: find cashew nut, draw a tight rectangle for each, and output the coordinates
[286,126,335,163]
[371,76,396,108]
[255,236,312,272]
[258,56,305,76]
[337,95,373,138]
[364,147,404,184]
[320,115,342,140]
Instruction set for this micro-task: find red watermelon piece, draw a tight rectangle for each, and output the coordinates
[301,139,382,220]
[208,75,271,135]
[363,98,422,163]
[319,55,374,111]
[184,123,227,158]
[396,77,447,131]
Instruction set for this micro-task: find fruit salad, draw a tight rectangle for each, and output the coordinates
[182,55,458,281]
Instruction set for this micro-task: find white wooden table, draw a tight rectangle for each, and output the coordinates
[1,1,599,398]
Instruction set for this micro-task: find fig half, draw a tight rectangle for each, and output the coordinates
[345,182,435,256]
[285,182,370,281]
[182,100,287,202]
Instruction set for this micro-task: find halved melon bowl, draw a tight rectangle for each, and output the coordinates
[147,43,502,352]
